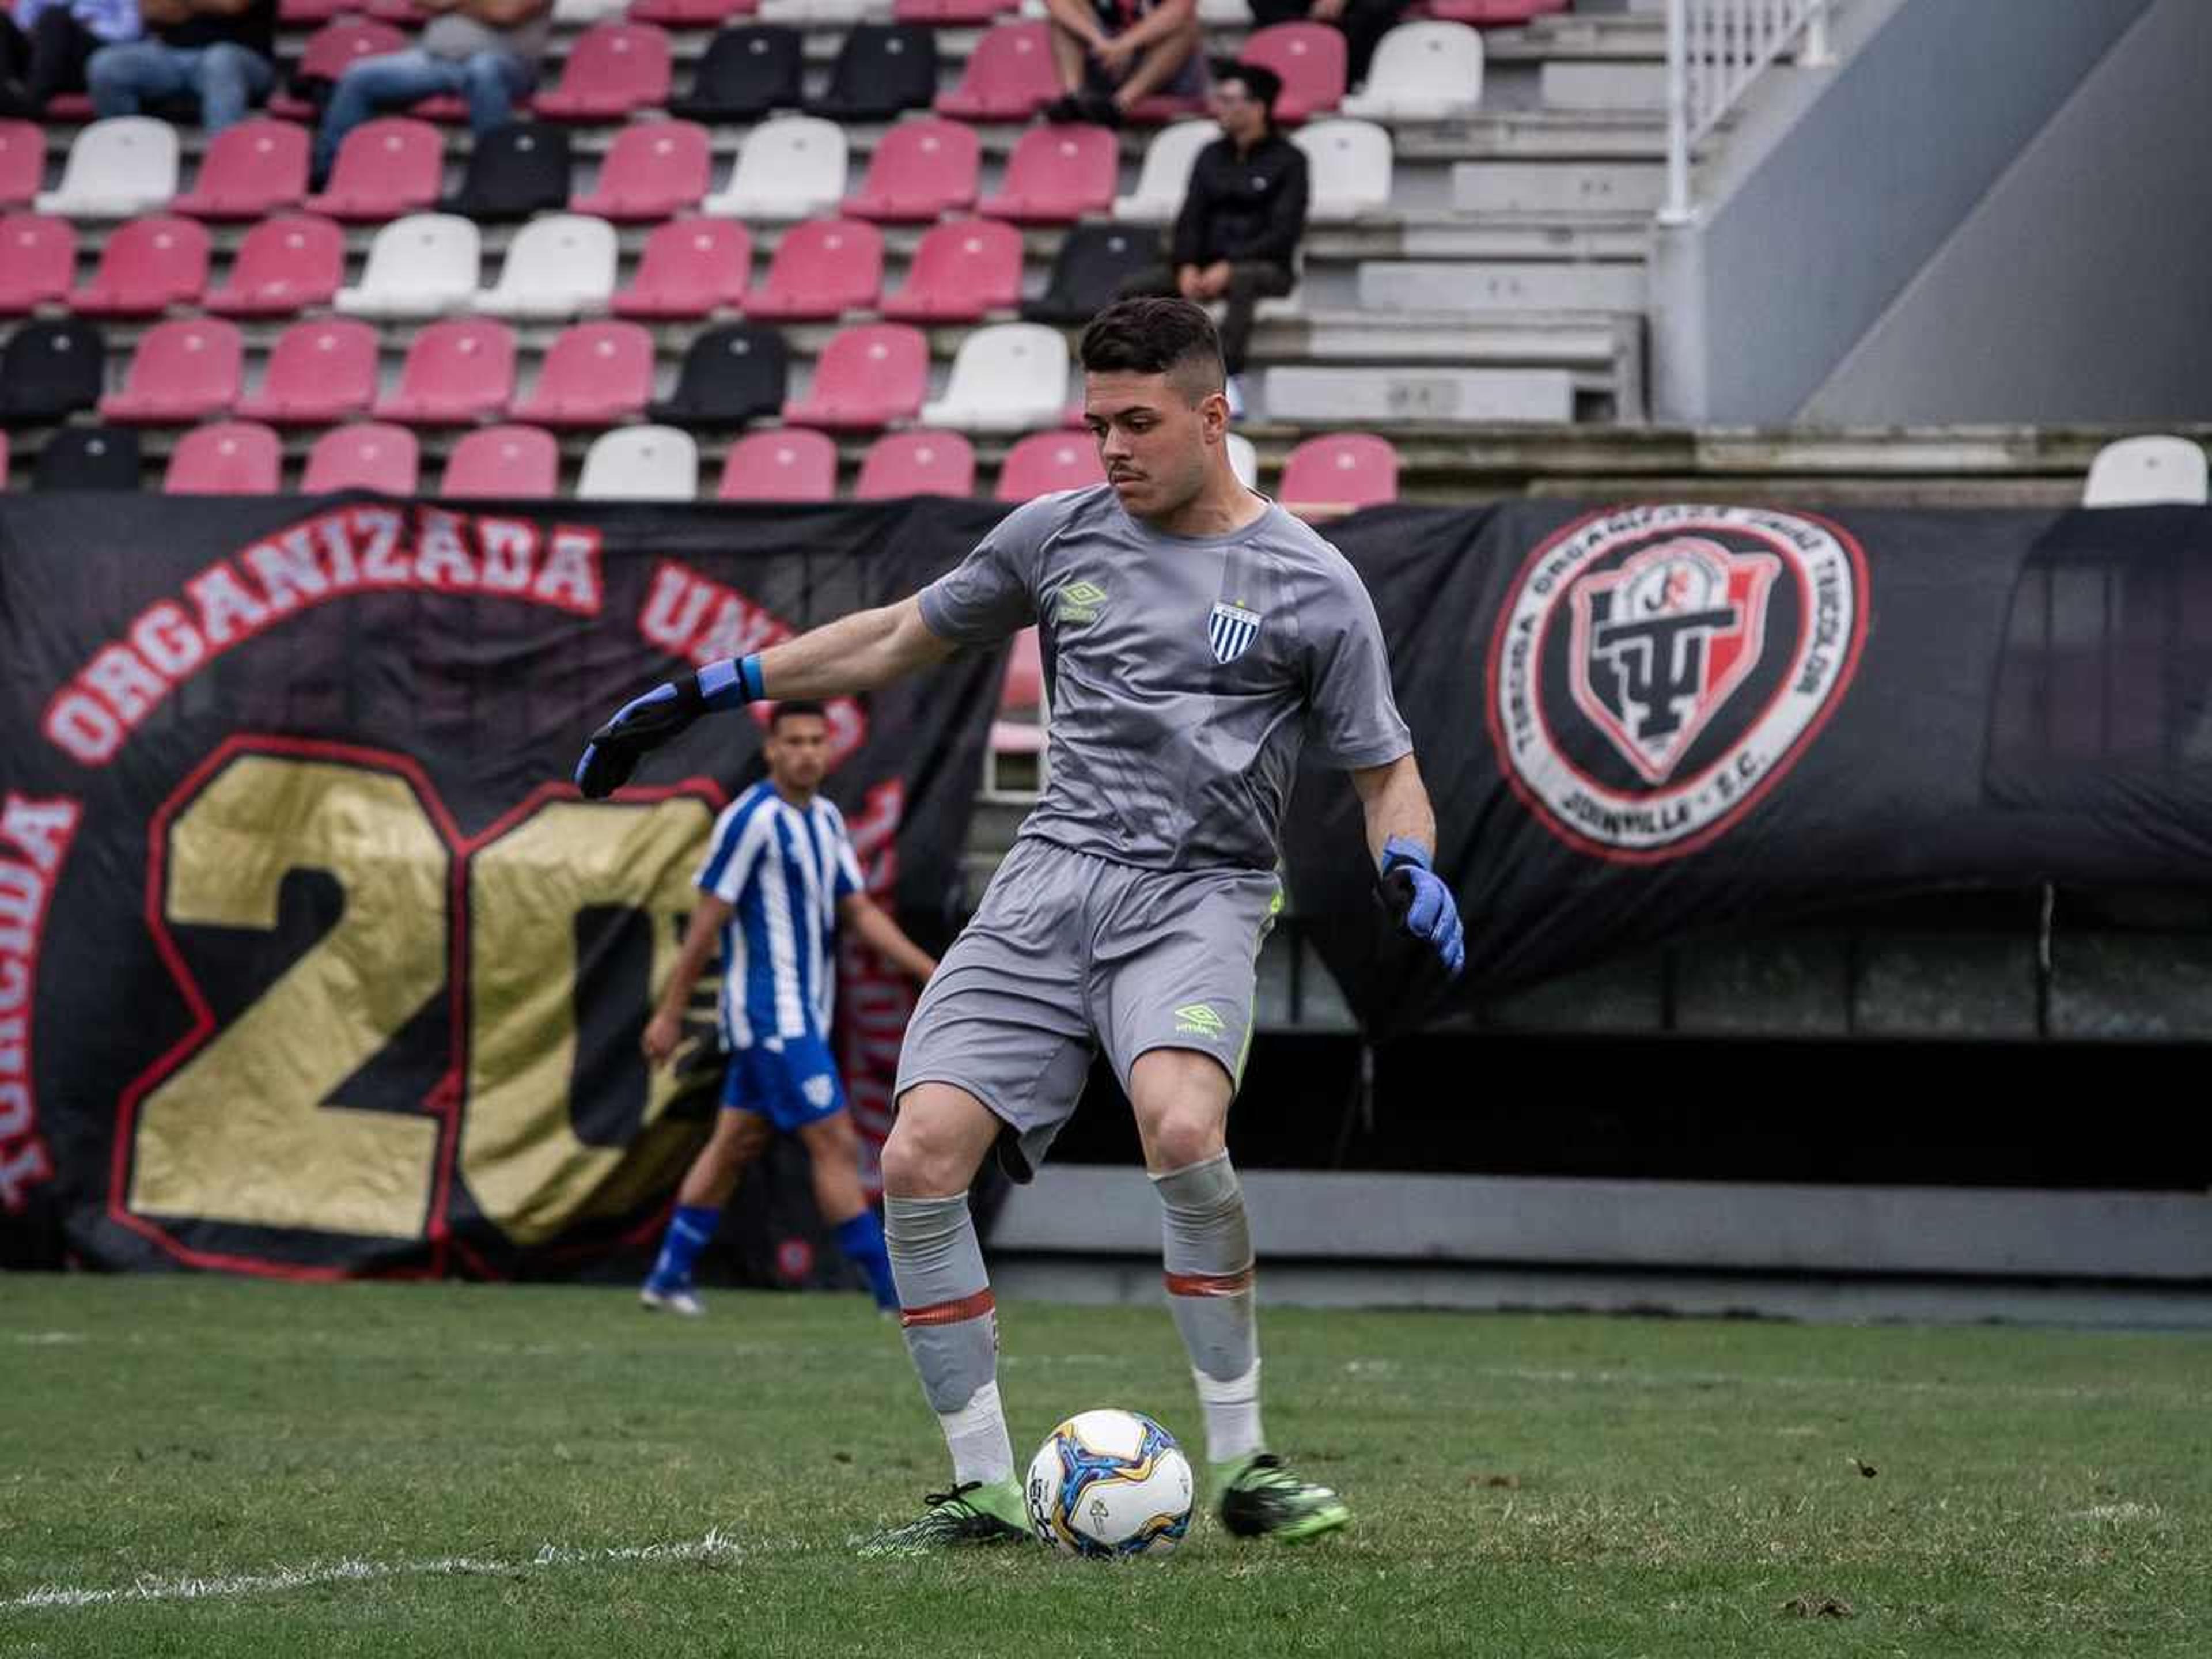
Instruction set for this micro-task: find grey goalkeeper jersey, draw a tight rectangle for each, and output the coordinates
[919,485,1412,872]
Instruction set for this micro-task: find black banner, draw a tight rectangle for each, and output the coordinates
[0,493,1008,1277]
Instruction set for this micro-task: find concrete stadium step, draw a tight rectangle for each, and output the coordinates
[1540,59,1668,110]
[1261,365,1577,425]
[1394,109,1669,161]
[1355,260,1647,312]
[1450,160,1665,215]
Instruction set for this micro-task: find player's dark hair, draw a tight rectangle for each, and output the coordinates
[1078,298,1226,404]
[767,699,828,730]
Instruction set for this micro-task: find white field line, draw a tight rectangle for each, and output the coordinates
[3,1529,741,1613]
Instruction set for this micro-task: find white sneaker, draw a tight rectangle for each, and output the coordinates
[1224,374,1248,419]
[640,1282,704,1317]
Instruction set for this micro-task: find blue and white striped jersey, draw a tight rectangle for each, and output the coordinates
[696,781,865,1050]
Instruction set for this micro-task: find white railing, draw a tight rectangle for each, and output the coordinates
[1662,0,1835,224]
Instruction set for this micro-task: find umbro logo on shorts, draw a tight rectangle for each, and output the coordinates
[1209,602,1262,665]
[802,1074,836,1108]
[1173,1003,1228,1039]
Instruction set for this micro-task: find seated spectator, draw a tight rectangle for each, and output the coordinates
[311,0,551,185]
[0,0,141,117]
[1040,0,1205,128]
[1117,61,1305,415]
[85,0,276,135]
[1251,0,1407,89]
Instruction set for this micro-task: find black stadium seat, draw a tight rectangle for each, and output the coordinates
[648,324,790,428]
[1021,224,1160,325]
[0,319,107,427]
[33,426,142,490]
[806,25,940,123]
[442,122,573,222]
[672,25,802,124]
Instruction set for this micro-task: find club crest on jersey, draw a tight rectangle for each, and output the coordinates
[1208,601,1262,665]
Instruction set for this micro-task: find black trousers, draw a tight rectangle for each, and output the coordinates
[1119,260,1295,377]
[1247,0,1411,88]
[0,9,101,113]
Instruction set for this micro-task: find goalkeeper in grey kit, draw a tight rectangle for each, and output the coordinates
[577,298,1465,1554]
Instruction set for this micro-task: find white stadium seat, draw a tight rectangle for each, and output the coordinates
[759,0,885,21]
[1341,22,1484,123]
[1113,119,1217,225]
[472,214,618,319]
[578,425,700,501]
[336,214,482,320]
[2082,435,2210,507]
[1226,431,1258,491]
[1293,118,1393,223]
[919,323,1070,433]
[36,116,177,218]
[703,115,849,222]
[552,0,627,21]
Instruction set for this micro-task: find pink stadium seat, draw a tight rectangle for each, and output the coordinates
[935,21,1058,122]
[743,217,882,321]
[170,118,309,219]
[0,214,75,313]
[303,422,420,494]
[978,123,1116,224]
[440,423,560,498]
[535,24,673,122]
[205,214,345,316]
[995,431,1105,499]
[1240,23,1347,124]
[855,429,975,499]
[843,117,979,222]
[510,321,654,426]
[100,317,243,423]
[1002,624,1043,709]
[69,214,209,316]
[780,323,926,431]
[881,218,1021,323]
[0,120,45,209]
[612,217,751,319]
[571,119,710,221]
[302,118,444,222]
[268,19,409,122]
[896,0,1016,21]
[1426,0,1566,22]
[629,0,754,22]
[374,317,517,425]
[717,428,837,502]
[164,420,282,494]
[280,0,419,22]
[1279,432,1399,513]
[236,317,380,425]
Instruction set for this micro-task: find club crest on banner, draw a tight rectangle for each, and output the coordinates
[1209,601,1262,664]
[1486,504,1869,862]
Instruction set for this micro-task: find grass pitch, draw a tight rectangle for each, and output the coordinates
[1,1274,2206,1657]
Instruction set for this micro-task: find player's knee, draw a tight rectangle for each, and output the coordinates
[880,1109,968,1198]
[1142,1101,1225,1172]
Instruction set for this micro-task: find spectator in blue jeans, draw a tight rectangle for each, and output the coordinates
[311,0,552,186]
[85,0,275,135]
[0,0,142,118]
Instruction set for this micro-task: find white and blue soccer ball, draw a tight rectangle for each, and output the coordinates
[1024,1408,1195,1558]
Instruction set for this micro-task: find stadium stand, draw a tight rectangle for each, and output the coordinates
[164,419,283,493]
[2082,435,2209,507]
[578,423,699,499]
[856,429,976,499]
[169,117,309,219]
[0,213,75,313]
[702,112,846,219]
[742,216,883,320]
[717,426,837,500]
[100,317,243,423]
[611,216,751,317]
[336,213,480,319]
[32,423,138,488]
[374,317,518,425]
[67,212,208,315]
[842,116,979,222]
[301,117,443,221]
[235,316,379,423]
[471,213,618,319]
[302,421,419,492]
[570,119,710,221]
[510,320,655,426]
[204,213,343,316]
[881,218,1023,323]
[442,123,574,222]
[669,24,802,123]
[648,324,789,427]
[439,422,560,497]
[37,115,175,217]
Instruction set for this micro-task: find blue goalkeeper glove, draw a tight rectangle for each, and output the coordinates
[574,654,763,799]
[1378,836,1465,979]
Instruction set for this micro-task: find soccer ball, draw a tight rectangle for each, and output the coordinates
[1024,1408,1195,1558]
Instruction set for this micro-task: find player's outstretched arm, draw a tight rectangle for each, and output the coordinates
[838,893,938,983]
[643,893,734,1069]
[1351,753,1464,978]
[577,596,956,798]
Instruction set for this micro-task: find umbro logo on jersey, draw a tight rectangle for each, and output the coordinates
[1209,602,1262,664]
[1173,1003,1228,1039]
[1058,579,1108,625]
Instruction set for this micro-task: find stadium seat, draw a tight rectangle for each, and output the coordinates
[717,427,837,501]
[441,424,562,498]
[1225,430,1257,490]
[472,214,618,319]
[743,217,882,320]
[164,419,282,494]
[571,120,710,221]
[704,115,847,221]
[2082,436,2210,507]
[982,622,1047,796]
[649,323,788,427]
[881,218,1022,323]
[781,323,926,430]
[1240,22,1346,124]
[552,0,631,21]
[1294,119,1393,222]
[672,24,802,123]
[843,117,979,223]
[896,0,1013,18]
[0,120,42,209]
[303,118,444,222]
[206,214,345,316]
[1426,0,1566,22]
[337,214,482,320]
[236,317,380,424]
[442,122,573,222]
[32,424,138,488]
[100,318,243,424]
[808,24,938,122]
[0,319,106,426]
[374,317,517,425]
[303,422,420,493]
[612,217,752,318]
[266,18,410,121]
[758,0,870,21]
[510,321,654,426]
[630,0,755,23]
[855,429,975,499]
[1021,223,1157,325]
[0,214,75,314]
[37,117,177,218]
[169,119,310,220]
[935,21,1057,122]
[922,323,1069,432]
[579,424,699,500]
[1279,432,1398,516]
[1112,119,1215,224]
[535,23,673,120]
[996,431,1104,499]
[68,214,209,316]
[979,123,1116,224]
[1196,0,1252,21]
[1340,22,1483,121]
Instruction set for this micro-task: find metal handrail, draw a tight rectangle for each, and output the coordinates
[1662,0,1835,224]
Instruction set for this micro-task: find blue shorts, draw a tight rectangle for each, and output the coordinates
[721,1035,848,1132]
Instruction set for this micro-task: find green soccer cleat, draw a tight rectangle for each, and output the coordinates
[853,1479,1033,1558]
[1215,1452,1351,1543]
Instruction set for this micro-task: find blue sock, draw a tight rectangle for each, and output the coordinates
[835,1210,900,1310]
[650,1204,720,1289]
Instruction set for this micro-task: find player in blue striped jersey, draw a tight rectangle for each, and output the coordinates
[639,701,938,1317]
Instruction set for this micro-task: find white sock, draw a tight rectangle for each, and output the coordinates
[938,1380,1015,1488]
[1193,1359,1264,1467]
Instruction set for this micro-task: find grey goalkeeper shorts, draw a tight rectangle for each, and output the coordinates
[894,836,1282,1182]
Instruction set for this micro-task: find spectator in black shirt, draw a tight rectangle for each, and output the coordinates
[86,0,275,132]
[1118,62,1307,414]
